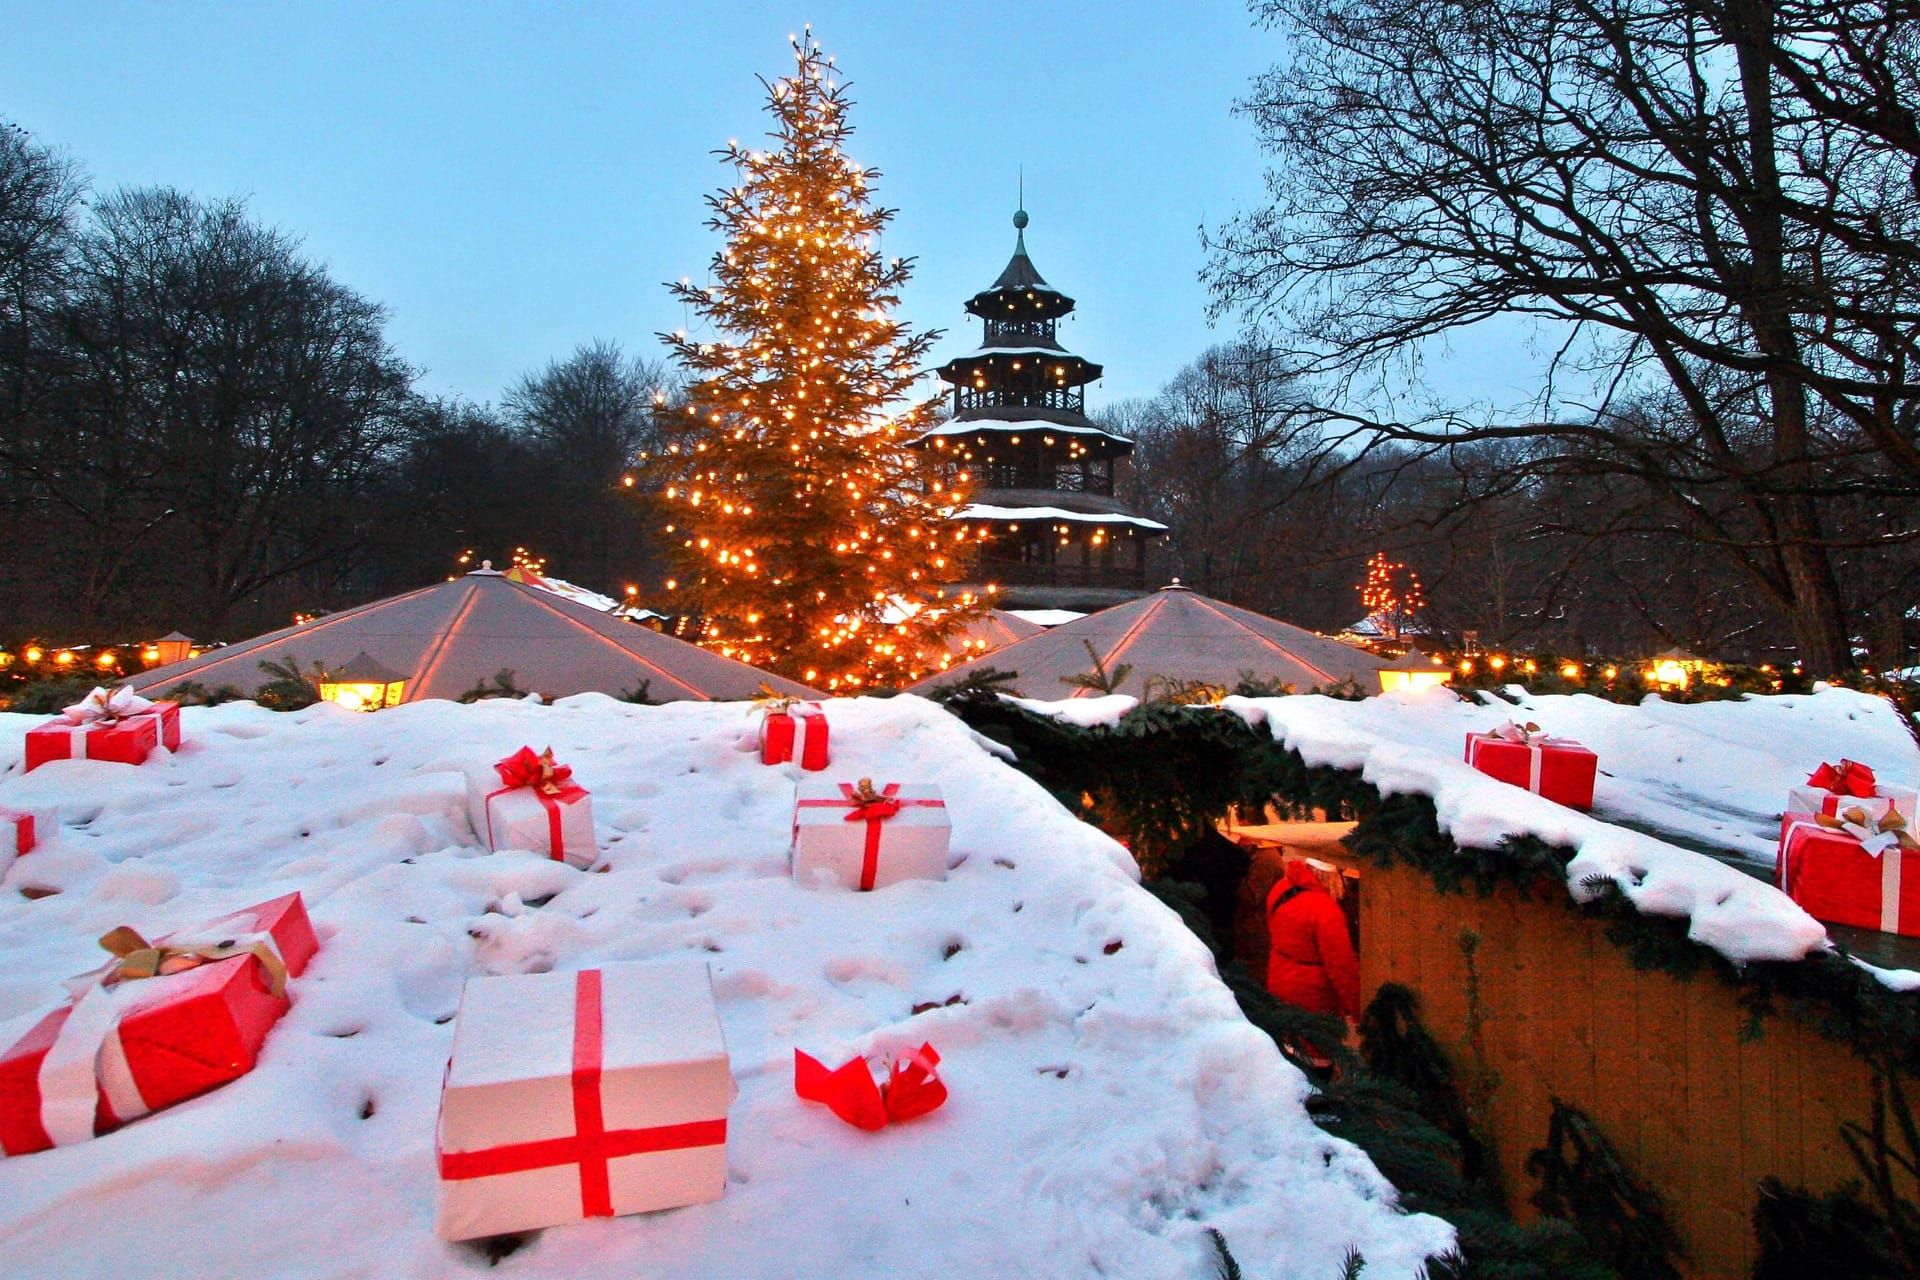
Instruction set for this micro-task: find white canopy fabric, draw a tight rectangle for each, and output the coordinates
[911,583,1386,699]
[131,571,819,704]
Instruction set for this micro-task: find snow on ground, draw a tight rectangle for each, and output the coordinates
[0,695,1450,1279]
[1224,686,1920,968]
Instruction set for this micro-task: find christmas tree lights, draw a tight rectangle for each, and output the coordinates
[1359,551,1427,644]
[642,31,983,690]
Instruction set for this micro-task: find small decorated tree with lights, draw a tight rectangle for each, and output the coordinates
[644,32,981,690]
[1359,551,1426,645]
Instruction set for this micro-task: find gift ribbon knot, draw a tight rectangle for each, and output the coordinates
[61,685,154,727]
[751,682,803,716]
[1817,805,1919,856]
[1808,758,1878,799]
[95,924,291,999]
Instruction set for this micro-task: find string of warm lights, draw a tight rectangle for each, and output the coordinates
[1359,551,1426,641]
[638,31,983,690]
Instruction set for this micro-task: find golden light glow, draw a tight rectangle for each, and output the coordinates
[317,652,407,712]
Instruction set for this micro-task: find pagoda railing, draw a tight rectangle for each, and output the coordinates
[977,558,1146,590]
[983,318,1059,346]
[952,386,1086,415]
[980,463,1114,495]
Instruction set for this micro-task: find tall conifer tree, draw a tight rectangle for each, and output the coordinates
[647,32,982,690]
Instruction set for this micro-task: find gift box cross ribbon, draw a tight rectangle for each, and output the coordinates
[1481,722,1576,794]
[1808,758,1879,799]
[436,969,727,1217]
[35,922,289,1147]
[1784,811,1913,934]
[487,747,588,859]
[797,779,946,891]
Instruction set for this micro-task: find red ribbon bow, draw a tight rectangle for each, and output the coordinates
[1808,759,1877,798]
[841,778,902,824]
[494,746,582,799]
[794,1042,947,1131]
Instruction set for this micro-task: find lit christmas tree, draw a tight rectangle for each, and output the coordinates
[1359,551,1426,644]
[644,31,983,690]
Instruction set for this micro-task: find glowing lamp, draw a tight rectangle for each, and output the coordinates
[1650,647,1702,690]
[318,652,407,712]
[151,632,195,667]
[1377,648,1455,694]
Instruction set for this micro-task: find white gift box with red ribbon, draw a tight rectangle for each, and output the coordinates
[434,961,736,1241]
[472,784,596,868]
[791,781,949,892]
[1785,783,1917,829]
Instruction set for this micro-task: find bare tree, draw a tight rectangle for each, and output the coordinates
[1206,0,1920,673]
[40,187,414,631]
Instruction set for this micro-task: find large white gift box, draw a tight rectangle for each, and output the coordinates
[434,960,736,1241]
[1785,783,1917,829]
[791,780,949,892]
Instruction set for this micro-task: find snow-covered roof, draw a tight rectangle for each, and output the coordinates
[955,503,1169,531]
[996,683,1920,982]
[0,695,1452,1276]
[917,418,1134,448]
[1341,612,1433,638]
[1223,685,1918,973]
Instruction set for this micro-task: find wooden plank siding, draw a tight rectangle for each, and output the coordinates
[1356,860,1902,1279]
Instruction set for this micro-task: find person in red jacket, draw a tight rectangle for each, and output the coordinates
[1264,858,1361,1024]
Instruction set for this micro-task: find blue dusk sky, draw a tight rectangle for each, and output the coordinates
[3,2,1539,416]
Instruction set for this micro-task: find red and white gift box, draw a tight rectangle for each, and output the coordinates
[791,780,949,892]
[1464,723,1598,810]
[1778,812,1920,937]
[759,701,829,771]
[473,747,596,868]
[24,686,180,772]
[0,892,318,1156]
[435,961,736,1241]
[0,807,35,879]
[1786,759,1916,829]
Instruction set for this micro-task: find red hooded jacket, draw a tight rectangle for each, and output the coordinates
[1264,861,1361,1020]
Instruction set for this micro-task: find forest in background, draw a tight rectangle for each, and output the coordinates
[7,0,1920,685]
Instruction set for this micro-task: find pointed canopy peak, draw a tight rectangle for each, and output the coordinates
[991,227,1051,292]
[1158,579,1191,593]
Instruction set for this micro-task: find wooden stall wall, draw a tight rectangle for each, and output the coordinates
[1360,861,1892,1279]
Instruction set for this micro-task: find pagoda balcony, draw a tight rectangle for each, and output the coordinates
[952,385,1086,415]
[982,462,1114,495]
[977,557,1147,591]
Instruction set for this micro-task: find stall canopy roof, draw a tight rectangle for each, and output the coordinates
[130,570,819,704]
[911,583,1386,699]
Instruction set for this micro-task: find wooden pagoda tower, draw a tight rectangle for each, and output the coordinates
[917,208,1165,609]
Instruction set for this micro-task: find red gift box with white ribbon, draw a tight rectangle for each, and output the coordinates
[791,779,949,892]
[1778,811,1920,937]
[0,892,318,1156]
[759,700,829,771]
[24,686,180,772]
[434,961,736,1241]
[474,747,596,868]
[1464,722,1598,810]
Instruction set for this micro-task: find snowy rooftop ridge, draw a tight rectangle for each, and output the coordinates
[1221,691,1841,969]
[917,418,1134,447]
[954,503,1169,531]
[0,694,1451,1277]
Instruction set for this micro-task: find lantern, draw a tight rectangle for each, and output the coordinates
[318,652,407,712]
[1377,647,1455,694]
[151,632,195,667]
[1650,647,1702,690]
